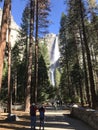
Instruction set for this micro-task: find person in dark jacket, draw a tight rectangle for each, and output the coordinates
[39,105,45,130]
[30,103,37,130]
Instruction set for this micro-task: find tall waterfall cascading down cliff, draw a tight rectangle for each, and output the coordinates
[50,35,60,86]
[44,33,60,86]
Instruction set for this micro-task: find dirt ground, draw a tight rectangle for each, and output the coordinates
[0,109,70,130]
[0,110,31,130]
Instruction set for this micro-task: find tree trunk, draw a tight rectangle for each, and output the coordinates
[79,0,96,108]
[79,27,91,107]
[34,0,38,104]
[79,79,84,106]
[14,70,17,104]
[0,0,11,92]
[7,8,11,114]
[25,0,34,111]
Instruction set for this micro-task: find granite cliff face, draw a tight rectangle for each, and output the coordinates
[0,8,19,48]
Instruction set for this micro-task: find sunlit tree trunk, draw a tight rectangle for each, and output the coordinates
[7,8,11,114]
[34,0,38,104]
[34,0,50,103]
[25,0,34,111]
[0,0,11,92]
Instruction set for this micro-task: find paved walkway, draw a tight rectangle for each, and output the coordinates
[36,106,95,130]
[0,106,96,130]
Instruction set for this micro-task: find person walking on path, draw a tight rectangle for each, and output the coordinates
[39,105,45,130]
[30,103,38,130]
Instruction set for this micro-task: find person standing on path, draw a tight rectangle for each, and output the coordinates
[30,103,38,130]
[39,105,45,130]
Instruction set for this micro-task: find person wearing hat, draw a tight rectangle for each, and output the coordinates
[30,103,38,130]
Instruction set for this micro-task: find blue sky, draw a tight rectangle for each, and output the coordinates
[0,0,65,35]
[1,0,98,35]
[12,0,65,35]
[48,0,65,34]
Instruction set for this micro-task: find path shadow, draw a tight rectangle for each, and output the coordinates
[63,113,95,130]
[0,113,42,130]
[44,114,74,129]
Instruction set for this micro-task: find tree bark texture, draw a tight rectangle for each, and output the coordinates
[0,0,11,92]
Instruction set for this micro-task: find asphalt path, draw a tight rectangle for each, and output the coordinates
[0,105,96,130]
[36,106,95,130]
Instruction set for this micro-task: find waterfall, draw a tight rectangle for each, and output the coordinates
[50,70,55,86]
[50,35,60,86]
